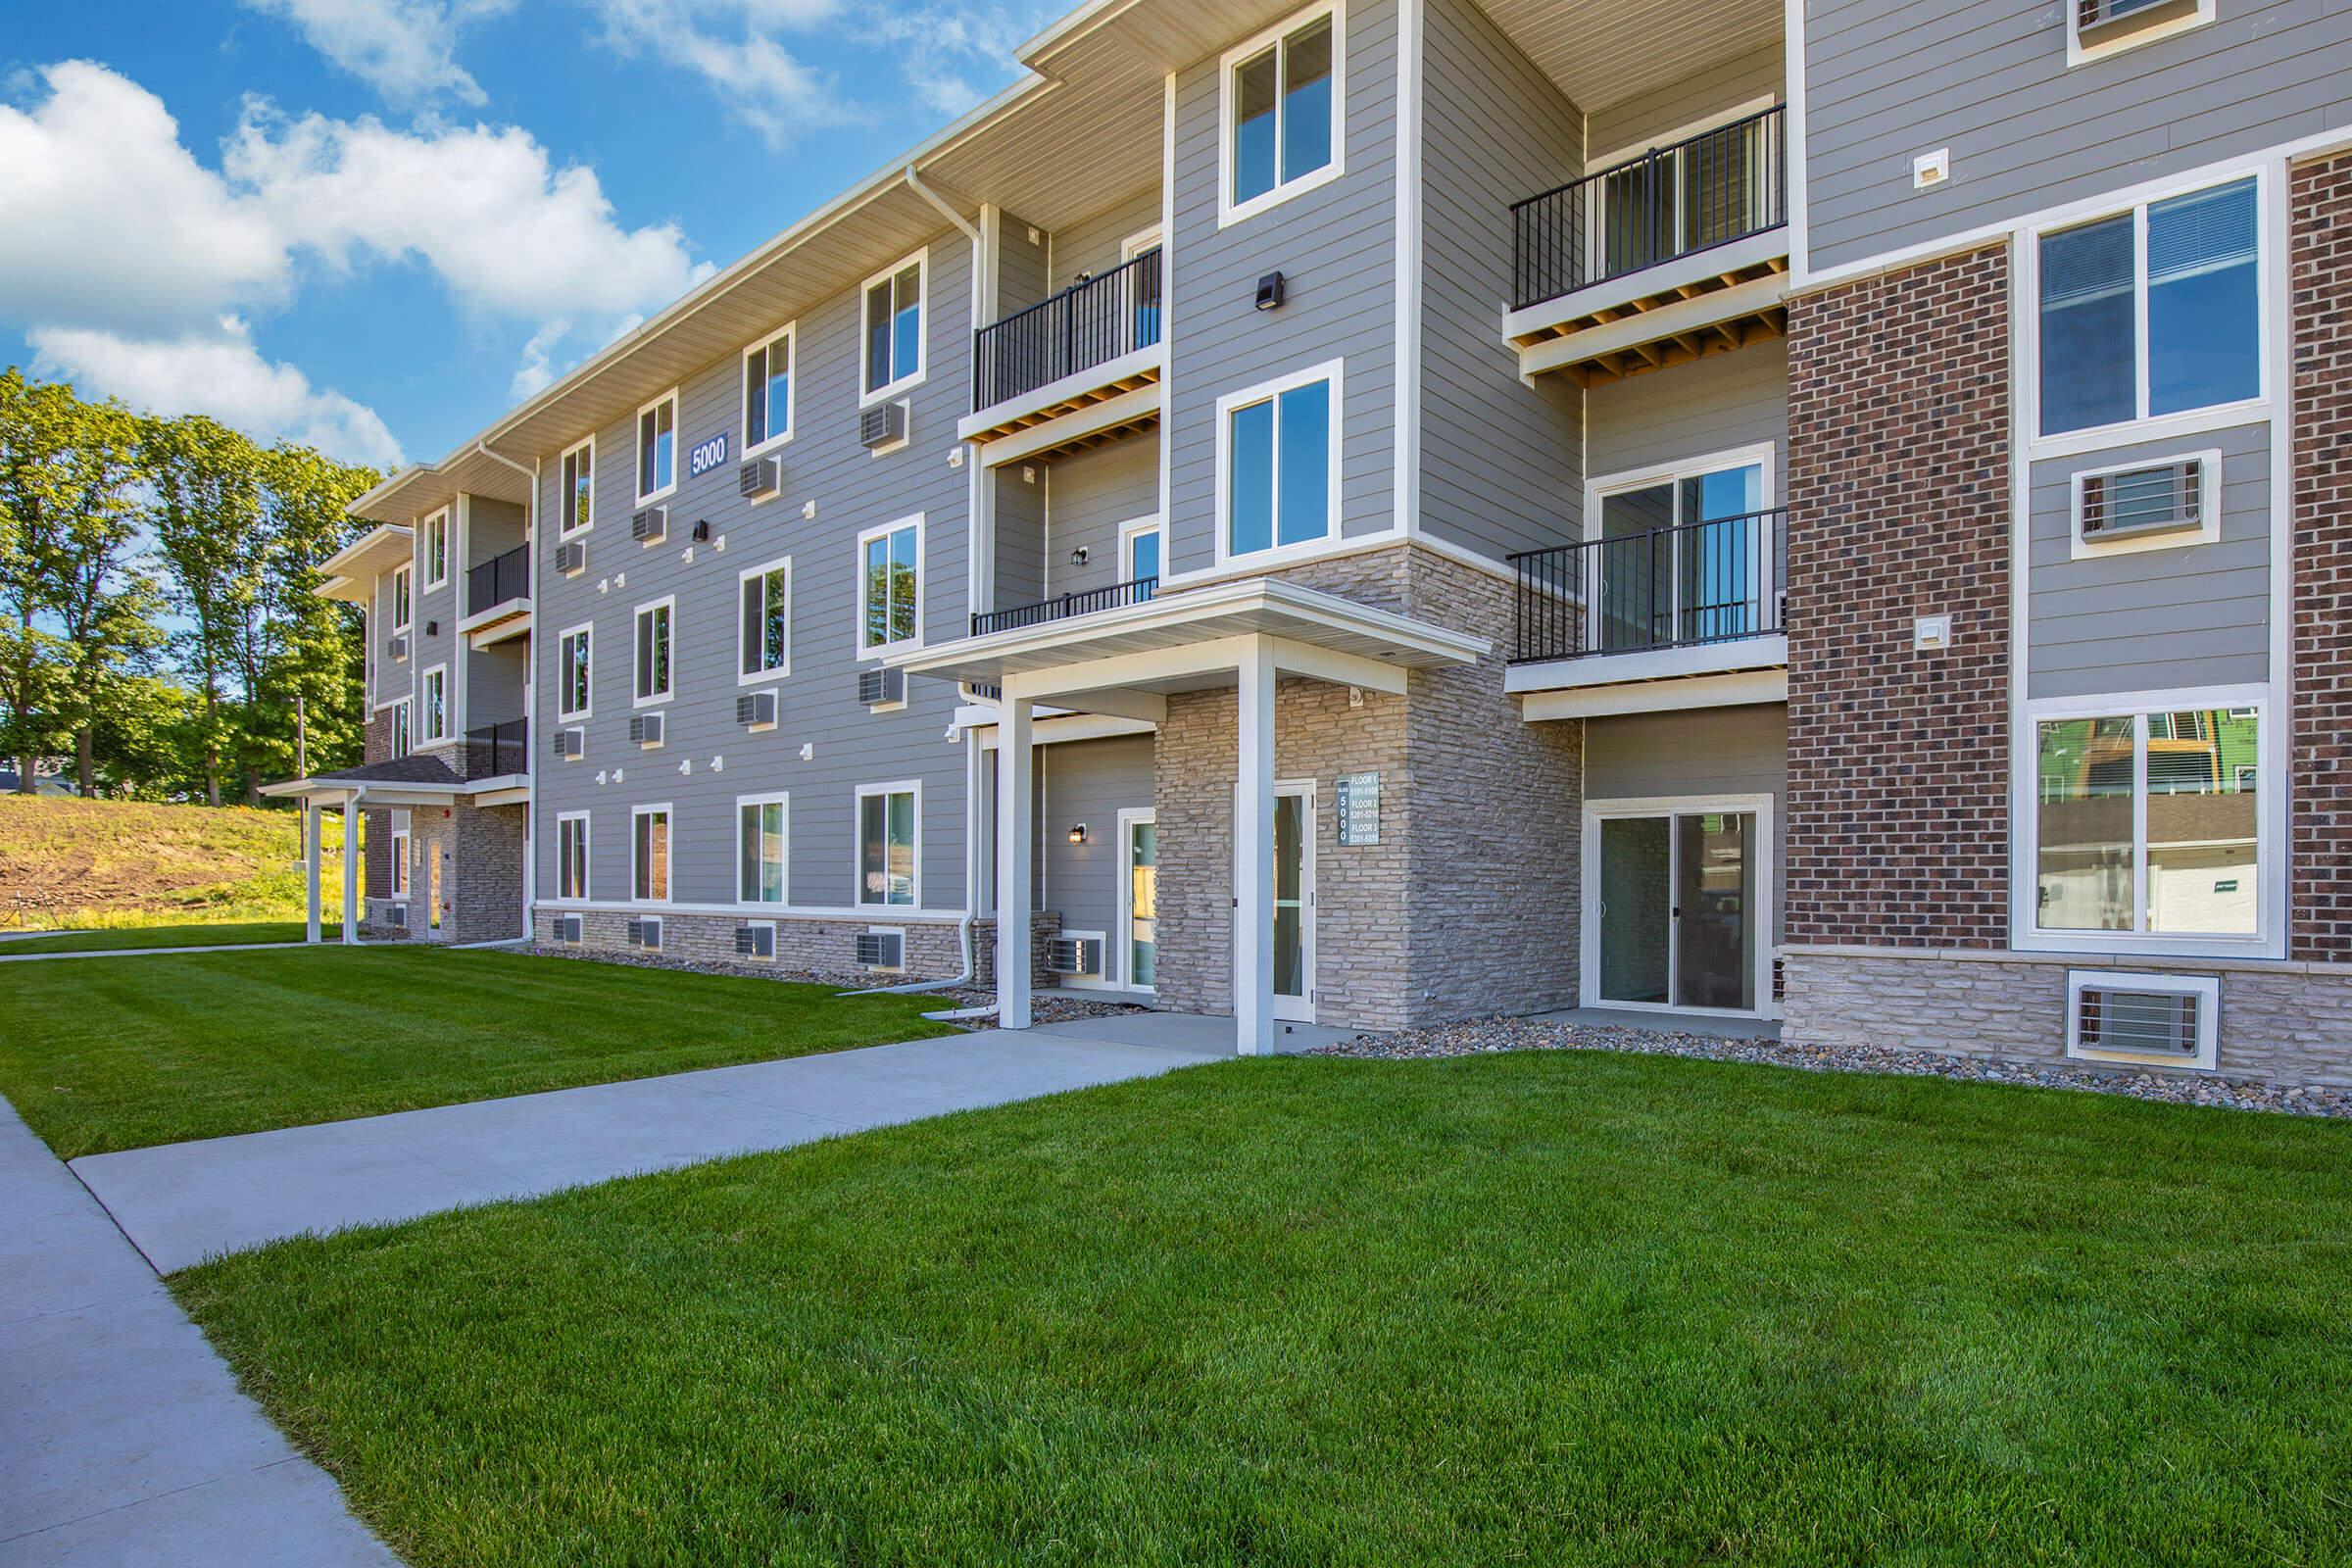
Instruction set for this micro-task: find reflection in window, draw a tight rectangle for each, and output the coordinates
[1231,13,1335,209]
[859,789,916,906]
[860,524,919,651]
[1227,375,1331,557]
[2036,709,2258,936]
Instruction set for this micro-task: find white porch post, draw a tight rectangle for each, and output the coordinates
[1235,637,1276,1055]
[996,692,1035,1030]
[304,803,322,945]
[341,796,361,946]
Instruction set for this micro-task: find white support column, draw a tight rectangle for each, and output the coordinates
[996,693,1035,1030]
[341,796,361,946]
[1235,638,1276,1056]
[304,803,322,945]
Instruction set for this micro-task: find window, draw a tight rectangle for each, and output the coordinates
[858,518,921,654]
[737,558,792,682]
[2069,0,2214,65]
[632,805,671,903]
[391,564,412,631]
[858,785,918,907]
[2037,176,2261,438]
[1588,451,1773,650]
[558,623,592,718]
[557,812,590,901]
[421,511,449,589]
[390,811,412,898]
[388,699,413,760]
[1222,2,1342,223]
[744,326,795,451]
[862,253,924,400]
[419,665,449,743]
[1219,363,1339,561]
[1122,517,1162,593]
[738,795,788,905]
[2034,705,2259,938]
[559,438,594,536]
[636,390,678,502]
[634,598,672,705]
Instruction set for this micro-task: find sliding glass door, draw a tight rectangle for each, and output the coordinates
[1592,804,1763,1013]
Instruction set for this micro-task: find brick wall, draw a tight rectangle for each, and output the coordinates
[1784,243,2012,950]
[2291,150,2352,960]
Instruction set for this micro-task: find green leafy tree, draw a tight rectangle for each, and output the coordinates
[243,444,376,795]
[142,414,265,808]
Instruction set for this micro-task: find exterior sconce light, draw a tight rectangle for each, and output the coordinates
[1067,824,1088,845]
[1069,546,1089,566]
[1254,271,1286,311]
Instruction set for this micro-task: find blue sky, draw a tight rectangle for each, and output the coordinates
[0,0,1064,472]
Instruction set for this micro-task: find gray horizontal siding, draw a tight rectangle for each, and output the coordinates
[993,463,1048,609]
[996,211,1049,320]
[1047,433,1160,599]
[1051,186,1164,293]
[1806,0,2352,272]
[1587,341,1788,486]
[1583,701,1788,931]
[1036,733,1155,981]
[1588,41,1783,162]
[467,497,526,567]
[2026,419,2272,701]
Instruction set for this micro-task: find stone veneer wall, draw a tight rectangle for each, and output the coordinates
[2291,149,2352,961]
[452,801,526,944]
[532,907,1059,986]
[362,707,394,906]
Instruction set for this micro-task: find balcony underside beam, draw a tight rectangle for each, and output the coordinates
[1516,273,1788,384]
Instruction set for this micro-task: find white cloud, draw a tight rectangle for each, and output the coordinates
[584,0,846,145]
[510,318,570,399]
[858,3,1047,117]
[240,0,515,109]
[31,318,406,470]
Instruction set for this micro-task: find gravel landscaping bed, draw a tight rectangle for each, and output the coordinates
[1316,1016,2352,1119]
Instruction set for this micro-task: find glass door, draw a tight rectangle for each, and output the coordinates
[1595,808,1757,1012]
[1123,811,1156,991]
[1592,462,1765,654]
[1273,786,1314,1021]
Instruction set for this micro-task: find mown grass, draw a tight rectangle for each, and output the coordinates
[179,1050,2352,1567]
[0,920,331,953]
[0,946,955,1157]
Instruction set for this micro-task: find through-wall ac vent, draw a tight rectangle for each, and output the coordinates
[630,506,667,545]
[625,915,662,950]
[554,541,588,576]
[388,905,410,929]
[2079,457,2206,542]
[736,690,778,729]
[1045,936,1102,977]
[734,922,776,959]
[552,725,585,760]
[859,400,909,452]
[2067,970,2218,1070]
[855,929,904,970]
[629,712,664,747]
[739,456,781,501]
[554,913,583,944]
[857,665,906,707]
[386,634,410,661]
[2076,0,2201,42]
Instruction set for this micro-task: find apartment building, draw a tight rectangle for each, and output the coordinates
[273,0,2352,1084]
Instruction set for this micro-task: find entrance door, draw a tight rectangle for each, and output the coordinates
[1121,808,1156,993]
[1592,805,1762,1013]
[1272,785,1315,1021]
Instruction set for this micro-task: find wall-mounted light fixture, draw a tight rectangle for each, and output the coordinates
[1067,823,1088,845]
[1254,271,1287,311]
[1069,546,1089,566]
[692,518,712,542]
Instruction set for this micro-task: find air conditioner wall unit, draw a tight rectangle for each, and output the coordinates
[388,905,409,929]
[859,399,909,451]
[734,922,776,959]
[2079,456,2208,542]
[857,665,906,707]
[739,456,781,500]
[626,915,662,950]
[554,541,587,576]
[737,690,778,729]
[387,634,410,661]
[552,726,585,760]
[855,929,905,970]
[554,913,583,944]
[2067,970,2218,1070]
[1046,935,1103,977]
[629,712,664,747]
[630,506,667,544]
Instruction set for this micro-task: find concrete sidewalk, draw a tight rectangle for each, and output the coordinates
[74,1017,1230,1275]
[0,1100,398,1568]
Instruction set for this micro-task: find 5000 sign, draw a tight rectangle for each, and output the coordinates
[688,432,728,477]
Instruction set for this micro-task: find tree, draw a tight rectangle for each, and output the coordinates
[142,414,265,808]
[243,443,376,795]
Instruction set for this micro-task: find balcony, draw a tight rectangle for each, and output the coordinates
[1504,105,1789,384]
[1507,509,1789,716]
[462,718,529,781]
[959,249,1164,462]
[460,544,531,643]
[972,575,1159,639]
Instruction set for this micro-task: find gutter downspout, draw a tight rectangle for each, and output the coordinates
[847,727,987,1008]
[903,167,981,242]
[475,441,539,944]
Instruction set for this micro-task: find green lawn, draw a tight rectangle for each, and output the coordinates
[178,1052,2352,1567]
[0,947,955,1157]
[0,920,331,954]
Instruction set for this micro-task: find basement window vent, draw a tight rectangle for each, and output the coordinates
[2077,454,2212,547]
[554,913,583,945]
[1046,935,1103,978]
[625,915,663,951]
[855,929,905,971]
[734,921,776,959]
[2067,970,2218,1070]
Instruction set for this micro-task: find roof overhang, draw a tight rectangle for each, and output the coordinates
[316,524,413,602]
[348,447,533,528]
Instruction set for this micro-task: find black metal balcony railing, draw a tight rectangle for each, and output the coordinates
[466,544,529,616]
[464,719,529,778]
[1510,509,1786,664]
[971,575,1158,639]
[972,247,1162,413]
[1511,105,1788,312]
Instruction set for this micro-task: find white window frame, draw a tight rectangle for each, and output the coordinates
[853,514,924,661]
[2066,969,2220,1071]
[2068,0,2216,67]
[420,510,450,591]
[854,780,922,909]
[858,249,928,407]
[1217,0,1347,228]
[635,388,680,505]
[1116,805,1156,994]
[737,556,794,686]
[558,436,595,538]
[388,697,413,759]
[1582,442,1780,541]
[557,620,594,719]
[735,791,790,906]
[742,323,798,455]
[2025,167,2273,457]
[418,663,451,745]
[632,802,673,905]
[1119,515,1164,585]
[2067,447,2223,561]
[632,595,675,709]
[390,811,412,898]
[1578,794,1779,1021]
[390,564,413,634]
[556,810,591,902]
[2012,684,2278,959]
[1213,359,1345,568]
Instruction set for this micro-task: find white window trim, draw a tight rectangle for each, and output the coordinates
[742,323,799,456]
[557,620,594,720]
[1578,794,1779,1021]
[858,249,928,408]
[734,791,791,906]
[2067,447,2223,561]
[1583,441,1781,542]
[1116,805,1156,995]
[1120,224,1163,260]
[1212,359,1345,568]
[390,564,413,634]
[1118,514,1164,582]
[2025,166,2273,458]
[737,555,794,686]
[1584,93,1781,179]
[853,514,925,662]
[631,802,673,905]
[388,697,413,759]
[1217,0,1348,228]
[556,810,592,903]
[420,510,450,592]
[632,595,675,709]
[635,388,680,505]
[2066,969,2220,1071]
[2068,0,2215,68]
[389,816,412,898]
[558,435,595,539]
[416,663,452,746]
[854,779,922,909]
[2011,683,2278,959]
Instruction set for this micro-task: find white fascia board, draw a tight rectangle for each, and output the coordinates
[1505,635,1788,694]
